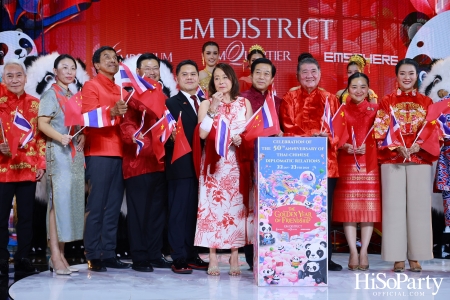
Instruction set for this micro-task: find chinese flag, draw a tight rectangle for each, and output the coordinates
[134,80,167,118]
[171,112,192,164]
[149,116,169,162]
[243,108,264,141]
[64,91,84,126]
[332,104,349,148]
[419,122,441,157]
[426,99,450,121]
[364,130,378,174]
[3,122,21,158]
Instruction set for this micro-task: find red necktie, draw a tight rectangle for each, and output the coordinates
[191,95,199,112]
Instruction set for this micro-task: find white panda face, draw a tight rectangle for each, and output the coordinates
[306,261,320,272]
[0,30,37,75]
[419,57,450,103]
[305,241,327,261]
[264,233,272,239]
[259,221,272,233]
[291,256,300,262]
[262,268,275,276]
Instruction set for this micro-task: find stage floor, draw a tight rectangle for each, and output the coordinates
[8,253,450,300]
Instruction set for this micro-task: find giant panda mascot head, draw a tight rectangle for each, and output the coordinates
[114,54,178,98]
[420,55,450,259]
[0,30,38,80]
[24,52,90,99]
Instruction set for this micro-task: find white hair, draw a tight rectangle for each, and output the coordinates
[2,59,27,76]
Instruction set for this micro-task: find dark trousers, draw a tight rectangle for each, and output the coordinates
[84,156,124,260]
[168,177,198,261]
[0,181,36,261]
[327,177,338,261]
[125,171,167,262]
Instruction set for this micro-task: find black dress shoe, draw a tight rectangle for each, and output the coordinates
[149,255,172,269]
[0,259,8,277]
[328,260,343,271]
[102,257,131,269]
[186,255,209,270]
[14,258,39,276]
[171,258,192,274]
[132,261,153,272]
[88,259,106,272]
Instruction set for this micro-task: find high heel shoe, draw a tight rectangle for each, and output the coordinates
[393,261,405,273]
[358,254,369,271]
[228,257,241,276]
[61,254,78,272]
[348,254,359,271]
[408,260,422,272]
[49,258,71,275]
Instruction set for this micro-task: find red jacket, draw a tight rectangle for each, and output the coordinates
[120,97,164,179]
[0,85,46,182]
[374,90,438,165]
[280,86,340,177]
[81,73,123,157]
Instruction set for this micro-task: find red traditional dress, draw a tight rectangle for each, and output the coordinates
[238,76,252,93]
[194,97,253,248]
[0,85,46,182]
[280,86,340,177]
[333,100,381,222]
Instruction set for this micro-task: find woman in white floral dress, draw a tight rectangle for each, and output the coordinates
[195,63,253,276]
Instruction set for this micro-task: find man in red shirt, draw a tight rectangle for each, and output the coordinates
[280,57,342,271]
[0,60,45,277]
[82,46,130,272]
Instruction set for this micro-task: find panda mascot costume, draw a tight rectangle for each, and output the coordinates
[420,56,450,259]
[24,52,90,257]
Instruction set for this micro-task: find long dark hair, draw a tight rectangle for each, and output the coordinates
[54,54,77,69]
[208,63,240,100]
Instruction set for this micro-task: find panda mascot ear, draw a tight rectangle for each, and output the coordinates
[159,59,178,97]
[320,241,327,248]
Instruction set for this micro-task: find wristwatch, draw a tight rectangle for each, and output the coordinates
[207,109,216,119]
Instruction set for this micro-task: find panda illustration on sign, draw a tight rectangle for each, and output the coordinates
[0,30,38,80]
[298,241,327,284]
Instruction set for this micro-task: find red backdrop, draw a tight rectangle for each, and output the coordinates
[31,0,420,97]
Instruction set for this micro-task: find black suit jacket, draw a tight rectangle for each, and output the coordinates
[165,92,203,180]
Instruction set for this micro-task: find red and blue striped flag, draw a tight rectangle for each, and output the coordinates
[351,126,361,172]
[381,109,401,147]
[82,106,112,128]
[133,110,146,156]
[215,115,230,158]
[13,109,34,148]
[321,97,334,137]
[119,63,155,94]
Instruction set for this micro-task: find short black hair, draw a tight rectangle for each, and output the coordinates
[92,46,116,73]
[297,57,320,73]
[176,60,199,75]
[137,53,160,69]
[251,58,276,78]
[297,52,314,63]
[395,58,419,75]
[346,72,370,90]
[54,54,77,70]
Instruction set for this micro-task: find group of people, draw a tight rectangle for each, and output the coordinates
[0,40,443,280]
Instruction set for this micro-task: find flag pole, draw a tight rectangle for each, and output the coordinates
[402,120,428,163]
[72,126,86,138]
[67,126,72,135]
[142,118,161,136]
[0,119,5,144]
[361,125,374,145]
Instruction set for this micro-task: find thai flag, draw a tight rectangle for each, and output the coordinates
[13,110,34,148]
[215,115,230,158]
[82,106,112,128]
[134,111,146,156]
[160,109,176,143]
[351,126,361,172]
[437,114,450,138]
[381,110,401,147]
[119,63,155,94]
[262,96,274,129]
[321,97,334,137]
[196,85,206,99]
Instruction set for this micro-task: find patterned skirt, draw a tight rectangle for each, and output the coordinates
[333,154,381,222]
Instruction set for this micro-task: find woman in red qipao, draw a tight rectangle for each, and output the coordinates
[333,72,381,271]
[374,58,440,273]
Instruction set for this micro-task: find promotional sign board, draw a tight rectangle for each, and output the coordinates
[254,137,328,286]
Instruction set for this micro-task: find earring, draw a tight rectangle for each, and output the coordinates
[202,56,205,66]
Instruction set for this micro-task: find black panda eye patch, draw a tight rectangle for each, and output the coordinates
[432,75,442,86]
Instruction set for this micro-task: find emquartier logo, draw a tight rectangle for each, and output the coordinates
[355,273,444,296]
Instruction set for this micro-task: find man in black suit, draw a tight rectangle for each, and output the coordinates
[165,60,209,274]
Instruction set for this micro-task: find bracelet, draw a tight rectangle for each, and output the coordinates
[200,115,213,132]
[207,107,217,119]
